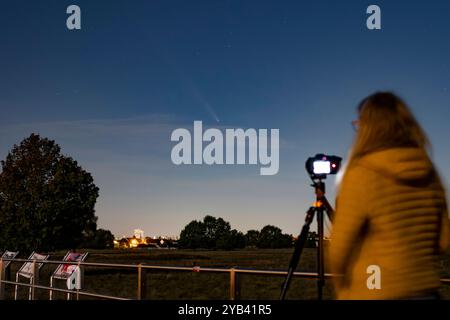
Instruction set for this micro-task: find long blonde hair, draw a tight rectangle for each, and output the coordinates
[349,92,430,164]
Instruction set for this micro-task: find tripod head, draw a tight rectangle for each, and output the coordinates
[309,175,334,221]
[310,175,325,194]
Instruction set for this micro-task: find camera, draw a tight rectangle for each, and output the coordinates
[305,154,342,179]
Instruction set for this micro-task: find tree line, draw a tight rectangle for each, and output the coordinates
[178,215,300,249]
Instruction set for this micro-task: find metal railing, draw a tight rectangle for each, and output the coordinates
[1,257,450,300]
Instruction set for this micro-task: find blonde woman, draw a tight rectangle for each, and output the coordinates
[329,92,450,299]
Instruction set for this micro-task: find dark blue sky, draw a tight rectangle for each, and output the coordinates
[1,0,450,237]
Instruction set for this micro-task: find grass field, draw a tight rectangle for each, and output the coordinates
[4,248,450,300]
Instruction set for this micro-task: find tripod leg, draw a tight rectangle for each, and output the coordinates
[317,207,325,300]
[280,207,315,300]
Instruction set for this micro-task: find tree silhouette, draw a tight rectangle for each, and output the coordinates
[245,229,260,247]
[257,225,293,249]
[178,220,207,249]
[217,229,246,250]
[203,215,231,248]
[82,229,115,249]
[0,134,101,252]
[179,215,246,249]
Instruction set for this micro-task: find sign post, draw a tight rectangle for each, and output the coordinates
[1,251,19,281]
[50,252,88,300]
[14,252,49,300]
[0,259,5,300]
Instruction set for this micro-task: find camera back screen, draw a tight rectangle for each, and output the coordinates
[313,161,331,174]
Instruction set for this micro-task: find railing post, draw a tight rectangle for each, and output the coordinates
[229,268,240,300]
[49,276,53,300]
[30,259,39,300]
[77,260,83,301]
[0,259,5,300]
[137,264,147,300]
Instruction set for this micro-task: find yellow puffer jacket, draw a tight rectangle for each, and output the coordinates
[329,147,449,299]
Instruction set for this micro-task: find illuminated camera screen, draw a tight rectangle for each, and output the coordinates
[313,161,331,174]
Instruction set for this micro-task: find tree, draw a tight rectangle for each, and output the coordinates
[0,134,102,252]
[119,238,130,249]
[179,216,245,250]
[216,229,246,250]
[245,229,260,247]
[178,220,206,249]
[203,215,231,249]
[257,225,293,249]
[82,229,115,249]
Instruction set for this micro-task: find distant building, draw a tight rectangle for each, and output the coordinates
[114,230,178,249]
[134,229,144,239]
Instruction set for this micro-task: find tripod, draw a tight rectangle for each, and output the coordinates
[280,177,334,300]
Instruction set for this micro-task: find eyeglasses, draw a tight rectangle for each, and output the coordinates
[351,120,359,132]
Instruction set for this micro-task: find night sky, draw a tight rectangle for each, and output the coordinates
[1,0,450,238]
